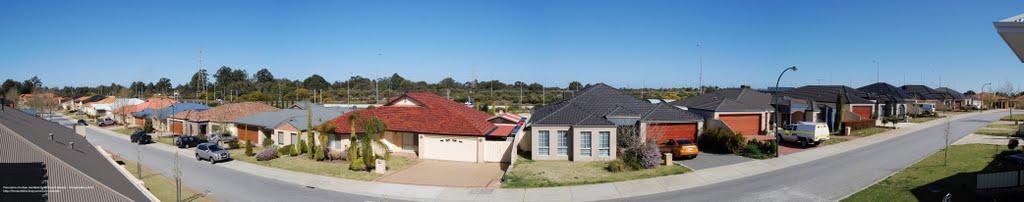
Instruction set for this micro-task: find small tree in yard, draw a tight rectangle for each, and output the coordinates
[143,120,155,133]
[834,89,846,133]
[262,136,274,147]
[245,140,255,156]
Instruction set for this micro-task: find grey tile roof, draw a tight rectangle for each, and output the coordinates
[934,87,966,100]
[530,83,703,126]
[900,85,948,100]
[234,103,353,130]
[776,85,875,104]
[670,88,774,112]
[0,108,151,202]
[857,82,914,103]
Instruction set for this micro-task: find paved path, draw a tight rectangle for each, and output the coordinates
[954,133,1014,145]
[378,160,506,188]
[621,110,1009,201]
[675,152,753,170]
[45,115,390,202]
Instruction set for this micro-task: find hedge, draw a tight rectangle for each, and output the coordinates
[842,119,876,130]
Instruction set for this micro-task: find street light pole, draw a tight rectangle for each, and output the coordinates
[774,66,798,158]
[698,43,704,95]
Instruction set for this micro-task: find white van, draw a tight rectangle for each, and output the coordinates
[776,122,831,147]
[917,103,936,116]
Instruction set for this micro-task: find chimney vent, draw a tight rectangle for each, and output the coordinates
[69,142,74,150]
[49,133,53,141]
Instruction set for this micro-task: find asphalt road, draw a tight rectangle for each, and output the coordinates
[45,115,391,202]
[622,111,1009,202]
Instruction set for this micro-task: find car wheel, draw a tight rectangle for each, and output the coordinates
[195,154,201,161]
[209,157,215,164]
[800,138,809,147]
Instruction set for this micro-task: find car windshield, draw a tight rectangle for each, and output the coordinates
[676,140,693,145]
[208,145,222,151]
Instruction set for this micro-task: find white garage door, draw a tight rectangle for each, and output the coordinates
[421,135,478,162]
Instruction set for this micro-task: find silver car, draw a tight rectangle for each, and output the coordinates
[195,143,230,164]
[207,132,237,143]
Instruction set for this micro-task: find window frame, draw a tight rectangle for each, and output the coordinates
[599,131,611,157]
[556,130,568,156]
[538,130,550,156]
[580,131,592,157]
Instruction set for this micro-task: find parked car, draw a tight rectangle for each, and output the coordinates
[776,122,831,147]
[660,139,699,159]
[1003,153,1024,165]
[195,143,230,164]
[97,118,116,126]
[130,131,152,144]
[916,103,937,116]
[208,132,237,143]
[76,119,88,126]
[175,136,207,148]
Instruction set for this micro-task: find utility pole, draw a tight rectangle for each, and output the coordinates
[944,120,950,166]
[697,43,704,95]
[174,151,182,202]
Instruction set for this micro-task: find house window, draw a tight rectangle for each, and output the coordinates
[580,131,592,157]
[599,131,610,157]
[277,131,284,145]
[291,133,297,145]
[328,134,337,149]
[538,130,549,155]
[557,130,568,156]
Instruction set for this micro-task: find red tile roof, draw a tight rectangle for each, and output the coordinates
[327,92,498,136]
[171,102,278,122]
[113,98,177,115]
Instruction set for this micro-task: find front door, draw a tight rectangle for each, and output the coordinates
[402,133,417,152]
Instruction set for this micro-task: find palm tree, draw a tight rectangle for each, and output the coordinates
[345,113,389,171]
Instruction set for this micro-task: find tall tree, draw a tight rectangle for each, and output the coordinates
[569,81,583,91]
[303,74,330,90]
[213,66,234,87]
[834,89,846,133]
[255,68,275,83]
[155,78,172,95]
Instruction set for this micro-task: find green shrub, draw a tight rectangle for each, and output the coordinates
[290,145,299,156]
[143,120,155,133]
[262,136,274,147]
[350,158,366,171]
[298,140,308,154]
[1010,139,1019,151]
[697,128,746,154]
[314,147,325,161]
[739,138,777,159]
[606,159,632,172]
[245,140,255,156]
[842,119,876,131]
[227,140,240,149]
[278,144,294,156]
[328,149,345,161]
[621,149,643,170]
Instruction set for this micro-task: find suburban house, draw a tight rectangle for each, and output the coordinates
[934,87,968,110]
[857,82,914,117]
[133,102,210,133]
[234,102,352,146]
[526,83,704,162]
[973,92,1013,109]
[107,98,146,123]
[900,85,950,108]
[0,105,155,201]
[775,85,876,130]
[68,95,106,111]
[82,96,117,116]
[168,102,278,136]
[669,86,773,136]
[326,92,519,163]
[113,98,176,126]
[270,105,350,148]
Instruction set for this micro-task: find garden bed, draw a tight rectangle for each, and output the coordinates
[502,156,690,188]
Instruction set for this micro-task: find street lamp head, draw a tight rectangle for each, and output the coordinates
[788,66,798,71]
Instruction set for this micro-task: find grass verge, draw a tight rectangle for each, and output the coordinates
[227,149,416,181]
[821,138,850,146]
[502,156,691,188]
[116,157,213,202]
[908,117,940,123]
[849,127,893,137]
[1000,114,1024,122]
[842,144,1019,202]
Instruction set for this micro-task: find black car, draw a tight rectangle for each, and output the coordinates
[77,119,88,126]
[130,131,152,144]
[175,136,207,148]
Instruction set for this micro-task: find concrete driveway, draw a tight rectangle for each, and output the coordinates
[675,152,754,170]
[377,160,507,188]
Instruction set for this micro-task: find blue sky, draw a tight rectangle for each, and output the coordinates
[1,0,1022,92]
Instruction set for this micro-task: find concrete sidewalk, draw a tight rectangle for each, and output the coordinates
[81,110,1007,202]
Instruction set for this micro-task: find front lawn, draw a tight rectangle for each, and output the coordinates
[849,127,892,137]
[999,114,1024,122]
[116,157,213,202]
[842,144,1018,202]
[227,149,415,181]
[908,117,939,123]
[502,156,690,188]
[973,122,1018,137]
